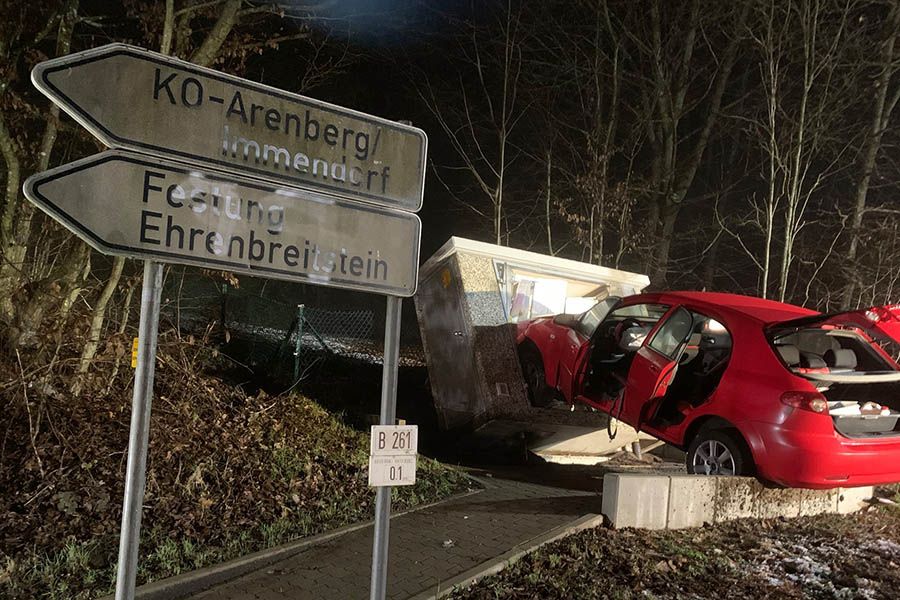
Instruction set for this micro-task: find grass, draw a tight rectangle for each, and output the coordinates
[4,455,473,600]
[2,384,472,599]
[450,490,900,600]
[2,540,115,600]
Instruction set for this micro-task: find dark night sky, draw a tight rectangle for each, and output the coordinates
[270,0,483,259]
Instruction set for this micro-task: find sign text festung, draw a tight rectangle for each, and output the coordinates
[23,150,421,296]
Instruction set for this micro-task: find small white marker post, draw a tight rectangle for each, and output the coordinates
[369,425,418,487]
[368,296,418,600]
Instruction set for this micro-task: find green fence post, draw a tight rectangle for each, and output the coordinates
[293,304,305,382]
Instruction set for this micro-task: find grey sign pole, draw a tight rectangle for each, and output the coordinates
[114,260,164,600]
[369,295,403,600]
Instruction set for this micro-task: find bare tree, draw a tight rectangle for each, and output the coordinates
[416,0,527,245]
[841,0,900,307]
[749,0,859,302]
[624,0,750,286]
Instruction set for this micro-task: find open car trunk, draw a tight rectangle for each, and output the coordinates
[769,305,900,438]
[808,375,900,438]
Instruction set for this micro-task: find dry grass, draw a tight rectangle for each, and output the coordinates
[0,329,471,598]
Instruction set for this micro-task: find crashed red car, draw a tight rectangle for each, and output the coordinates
[516,291,900,489]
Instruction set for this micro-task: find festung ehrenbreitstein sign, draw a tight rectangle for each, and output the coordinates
[23,150,422,296]
[31,43,427,212]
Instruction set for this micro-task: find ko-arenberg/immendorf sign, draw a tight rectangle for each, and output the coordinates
[24,151,421,296]
[32,43,427,212]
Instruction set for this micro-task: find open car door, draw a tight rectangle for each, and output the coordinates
[567,297,622,401]
[620,306,694,429]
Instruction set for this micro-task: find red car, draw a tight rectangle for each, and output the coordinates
[516,291,900,489]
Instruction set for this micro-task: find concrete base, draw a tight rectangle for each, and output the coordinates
[528,422,648,463]
[466,419,650,465]
[602,473,873,530]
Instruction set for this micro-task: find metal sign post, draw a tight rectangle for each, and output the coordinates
[114,260,163,600]
[370,295,402,600]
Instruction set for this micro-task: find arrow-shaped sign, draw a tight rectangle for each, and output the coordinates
[32,43,427,212]
[23,150,422,296]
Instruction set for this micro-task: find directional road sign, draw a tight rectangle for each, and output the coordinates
[23,150,422,296]
[32,43,427,212]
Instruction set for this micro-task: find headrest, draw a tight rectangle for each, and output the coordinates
[799,351,826,369]
[776,344,800,366]
[824,348,857,369]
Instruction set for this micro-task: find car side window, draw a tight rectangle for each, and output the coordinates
[607,303,670,321]
[648,307,694,359]
[575,297,620,338]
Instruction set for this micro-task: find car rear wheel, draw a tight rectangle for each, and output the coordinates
[519,346,551,407]
[686,429,751,477]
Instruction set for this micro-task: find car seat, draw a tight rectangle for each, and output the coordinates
[693,333,733,402]
[775,344,801,367]
[700,333,732,369]
[680,333,703,365]
[824,348,858,371]
[799,351,827,370]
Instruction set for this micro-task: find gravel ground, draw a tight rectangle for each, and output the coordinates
[452,488,900,600]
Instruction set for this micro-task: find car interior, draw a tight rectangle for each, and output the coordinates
[585,304,668,400]
[649,314,733,426]
[771,326,900,436]
[771,327,894,373]
[583,304,734,427]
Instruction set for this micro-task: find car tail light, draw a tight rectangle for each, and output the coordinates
[780,391,829,414]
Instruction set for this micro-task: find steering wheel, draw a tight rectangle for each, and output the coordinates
[614,317,643,346]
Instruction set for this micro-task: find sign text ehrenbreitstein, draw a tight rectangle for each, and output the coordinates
[23,151,421,296]
[31,44,427,212]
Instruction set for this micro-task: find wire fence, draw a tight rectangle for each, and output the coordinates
[156,268,426,386]
[209,282,423,387]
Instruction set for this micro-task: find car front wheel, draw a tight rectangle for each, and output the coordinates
[685,429,752,477]
[519,346,550,407]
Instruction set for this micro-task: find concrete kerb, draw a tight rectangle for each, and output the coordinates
[102,485,485,600]
[408,512,606,600]
[602,472,875,530]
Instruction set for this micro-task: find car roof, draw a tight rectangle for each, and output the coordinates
[623,291,818,325]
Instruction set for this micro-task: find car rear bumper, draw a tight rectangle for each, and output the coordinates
[754,424,900,489]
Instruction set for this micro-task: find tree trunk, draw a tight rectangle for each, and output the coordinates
[0,111,22,323]
[190,0,242,67]
[75,256,125,382]
[57,243,91,323]
[545,150,553,255]
[649,2,749,286]
[841,1,900,308]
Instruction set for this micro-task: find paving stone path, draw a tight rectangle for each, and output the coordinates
[190,475,601,600]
